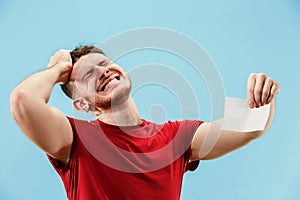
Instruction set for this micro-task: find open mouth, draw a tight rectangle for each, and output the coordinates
[100,75,121,92]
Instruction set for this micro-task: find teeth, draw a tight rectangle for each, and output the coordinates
[104,78,119,91]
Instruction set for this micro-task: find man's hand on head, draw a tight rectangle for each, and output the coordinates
[47,49,73,85]
[247,73,280,108]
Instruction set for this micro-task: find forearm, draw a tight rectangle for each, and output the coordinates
[11,49,72,106]
[12,67,61,103]
[10,67,62,124]
[191,73,279,161]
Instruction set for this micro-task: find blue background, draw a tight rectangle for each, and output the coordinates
[1,0,299,199]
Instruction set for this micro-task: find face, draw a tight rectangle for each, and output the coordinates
[70,53,131,109]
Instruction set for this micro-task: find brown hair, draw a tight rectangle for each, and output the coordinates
[61,45,105,99]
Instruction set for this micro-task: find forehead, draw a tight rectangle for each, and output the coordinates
[70,53,108,81]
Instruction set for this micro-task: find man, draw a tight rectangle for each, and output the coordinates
[10,46,280,199]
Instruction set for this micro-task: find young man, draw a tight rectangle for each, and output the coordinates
[10,46,280,199]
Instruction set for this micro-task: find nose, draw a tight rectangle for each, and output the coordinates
[103,68,110,77]
[97,66,111,80]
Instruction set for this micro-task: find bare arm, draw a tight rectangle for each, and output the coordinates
[190,73,280,161]
[10,50,73,164]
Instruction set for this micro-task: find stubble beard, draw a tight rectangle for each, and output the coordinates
[93,77,132,110]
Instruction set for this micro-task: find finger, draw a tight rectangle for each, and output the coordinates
[61,50,72,64]
[48,50,72,68]
[253,73,267,107]
[266,82,280,104]
[261,78,273,106]
[47,56,55,68]
[247,73,256,108]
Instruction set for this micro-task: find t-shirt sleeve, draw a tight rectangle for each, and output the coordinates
[46,116,77,176]
[180,119,203,172]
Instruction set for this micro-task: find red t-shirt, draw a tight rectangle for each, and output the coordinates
[48,118,203,200]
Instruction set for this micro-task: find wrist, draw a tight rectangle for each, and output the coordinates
[48,63,72,84]
[47,66,62,83]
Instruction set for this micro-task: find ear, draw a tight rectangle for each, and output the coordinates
[73,97,91,112]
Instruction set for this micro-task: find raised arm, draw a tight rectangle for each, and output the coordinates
[10,50,73,164]
[190,73,280,161]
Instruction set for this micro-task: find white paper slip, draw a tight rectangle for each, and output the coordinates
[223,97,270,132]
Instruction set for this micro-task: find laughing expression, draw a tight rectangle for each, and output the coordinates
[70,53,131,109]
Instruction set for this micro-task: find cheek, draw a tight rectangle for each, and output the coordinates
[116,78,131,95]
[86,80,97,96]
[74,80,96,98]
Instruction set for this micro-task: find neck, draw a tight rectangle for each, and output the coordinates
[95,97,142,126]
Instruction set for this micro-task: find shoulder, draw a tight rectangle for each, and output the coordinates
[163,119,204,129]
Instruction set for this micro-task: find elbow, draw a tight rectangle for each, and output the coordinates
[10,89,28,120]
[248,130,266,140]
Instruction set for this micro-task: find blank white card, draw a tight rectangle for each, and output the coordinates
[222,97,270,132]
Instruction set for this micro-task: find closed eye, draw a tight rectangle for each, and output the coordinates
[81,68,95,81]
[97,60,111,67]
